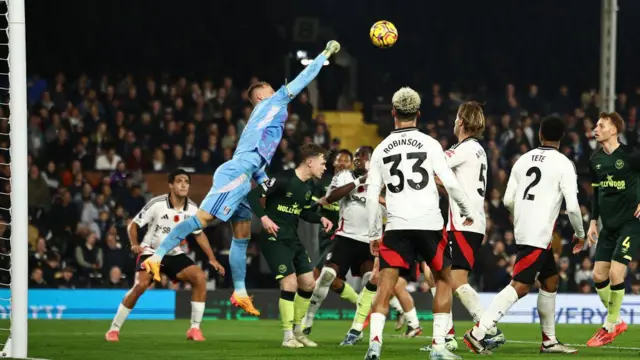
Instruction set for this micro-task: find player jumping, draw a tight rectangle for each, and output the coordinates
[309,149,360,307]
[247,144,333,348]
[586,111,640,346]
[141,41,341,316]
[364,87,474,360]
[106,169,225,342]
[463,116,584,355]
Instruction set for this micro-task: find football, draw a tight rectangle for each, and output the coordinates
[370,20,398,48]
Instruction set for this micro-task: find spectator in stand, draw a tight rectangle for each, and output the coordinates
[28,165,51,213]
[57,267,77,289]
[75,232,103,278]
[105,266,128,289]
[96,147,123,171]
[103,234,126,277]
[29,268,49,288]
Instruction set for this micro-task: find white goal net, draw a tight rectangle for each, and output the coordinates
[0,0,29,358]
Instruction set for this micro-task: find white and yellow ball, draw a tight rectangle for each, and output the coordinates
[369,20,398,48]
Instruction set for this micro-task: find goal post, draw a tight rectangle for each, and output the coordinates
[6,0,28,357]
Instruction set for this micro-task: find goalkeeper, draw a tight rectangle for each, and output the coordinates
[142,41,341,317]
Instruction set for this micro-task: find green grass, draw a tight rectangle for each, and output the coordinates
[9,320,640,359]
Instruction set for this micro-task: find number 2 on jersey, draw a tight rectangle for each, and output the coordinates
[382,152,429,193]
[523,166,542,201]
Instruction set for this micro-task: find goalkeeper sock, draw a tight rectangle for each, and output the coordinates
[293,289,313,334]
[302,267,336,329]
[352,281,377,331]
[153,216,202,259]
[389,296,404,316]
[334,282,359,304]
[605,283,625,332]
[229,237,249,296]
[110,304,131,331]
[537,290,557,345]
[190,301,205,329]
[595,279,619,324]
[279,290,295,337]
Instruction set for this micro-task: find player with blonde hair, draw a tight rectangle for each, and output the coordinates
[365,87,474,360]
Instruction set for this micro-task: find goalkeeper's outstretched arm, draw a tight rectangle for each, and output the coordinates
[284,41,341,100]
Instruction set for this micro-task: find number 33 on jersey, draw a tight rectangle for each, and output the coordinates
[367,127,472,232]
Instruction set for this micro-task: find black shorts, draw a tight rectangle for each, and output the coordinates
[449,231,484,271]
[326,235,375,279]
[379,229,451,273]
[136,254,195,281]
[400,261,422,282]
[512,245,557,285]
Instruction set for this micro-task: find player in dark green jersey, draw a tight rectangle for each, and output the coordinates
[247,143,333,348]
[587,111,640,347]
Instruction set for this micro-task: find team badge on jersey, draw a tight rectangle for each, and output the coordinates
[305,191,311,200]
[616,159,624,169]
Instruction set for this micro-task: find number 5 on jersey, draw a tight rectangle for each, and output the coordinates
[383,152,429,193]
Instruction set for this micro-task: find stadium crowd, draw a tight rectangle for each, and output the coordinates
[18,73,640,294]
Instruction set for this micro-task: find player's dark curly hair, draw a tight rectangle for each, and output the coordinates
[168,168,191,183]
[540,116,565,142]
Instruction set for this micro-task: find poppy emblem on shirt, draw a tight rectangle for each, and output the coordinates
[357,186,365,193]
[174,215,180,223]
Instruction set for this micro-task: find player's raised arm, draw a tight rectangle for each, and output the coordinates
[432,144,472,220]
[280,41,341,102]
[560,161,586,244]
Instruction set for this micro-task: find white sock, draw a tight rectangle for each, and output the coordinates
[455,284,484,322]
[537,290,557,345]
[473,285,519,340]
[389,296,404,315]
[284,329,294,340]
[190,301,205,329]
[369,313,386,344]
[446,312,455,339]
[404,307,419,328]
[110,304,132,331]
[432,313,449,345]
[432,287,455,337]
[302,267,335,329]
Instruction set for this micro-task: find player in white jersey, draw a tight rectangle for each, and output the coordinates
[106,169,225,343]
[464,116,586,355]
[302,147,384,342]
[426,102,505,353]
[364,87,474,360]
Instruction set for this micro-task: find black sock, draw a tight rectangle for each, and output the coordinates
[297,289,313,299]
[595,279,610,289]
[280,290,295,301]
[365,281,377,292]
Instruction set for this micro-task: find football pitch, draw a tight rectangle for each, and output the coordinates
[15,320,640,359]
